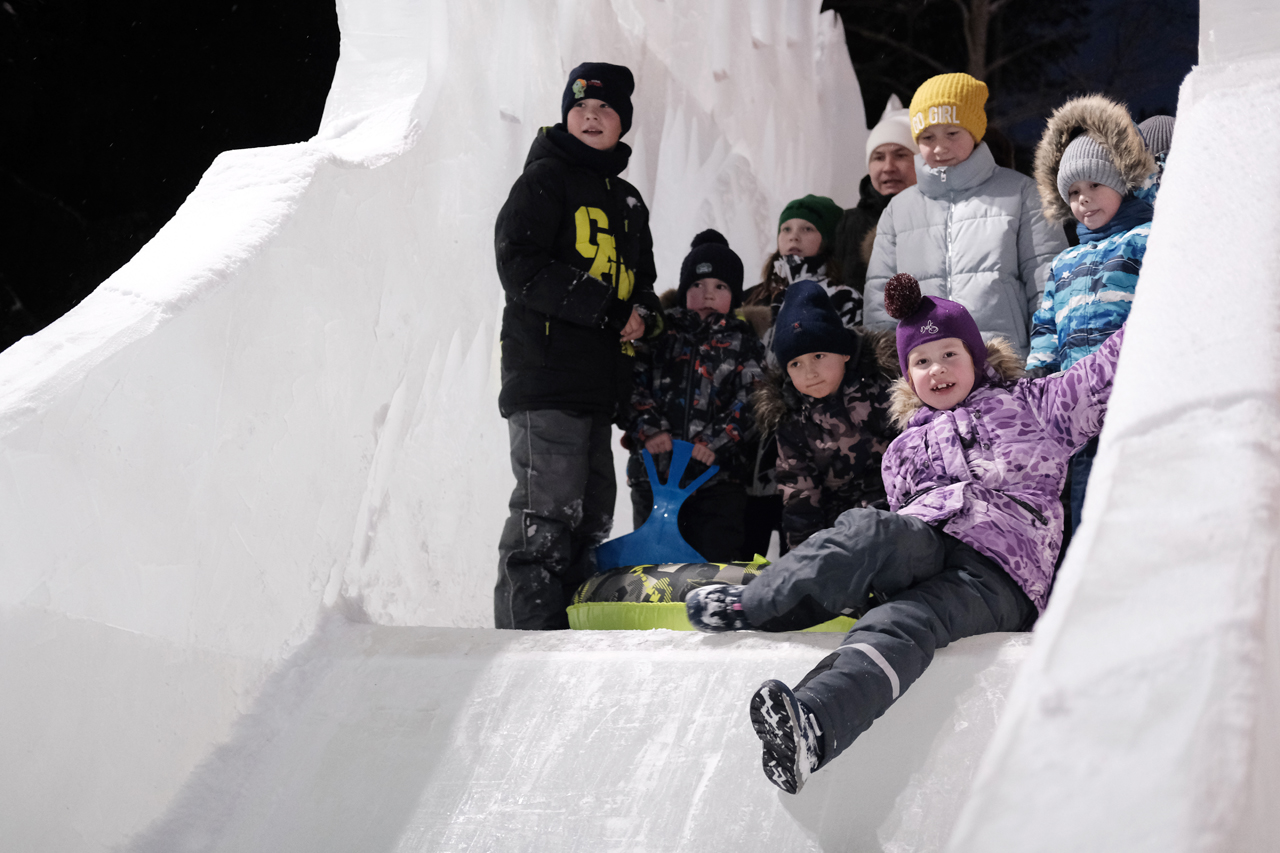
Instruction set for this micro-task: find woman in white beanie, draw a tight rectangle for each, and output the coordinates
[832,100,919,295]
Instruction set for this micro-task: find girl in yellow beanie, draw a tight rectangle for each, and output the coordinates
[862,73,1067,363]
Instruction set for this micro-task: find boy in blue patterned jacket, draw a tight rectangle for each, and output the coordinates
[1027,95,1162,531]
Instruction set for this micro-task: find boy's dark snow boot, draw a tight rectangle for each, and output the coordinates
[750,679,824,794]
[685,583,752,632]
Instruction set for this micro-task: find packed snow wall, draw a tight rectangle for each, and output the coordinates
[0,0,863,652]
[0,2,866,849]
[4,0,1280,850]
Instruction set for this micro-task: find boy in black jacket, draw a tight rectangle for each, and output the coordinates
[493,62,662,630]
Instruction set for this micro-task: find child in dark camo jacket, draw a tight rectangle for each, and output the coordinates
[624,231,765,563]
[751,281,898,551]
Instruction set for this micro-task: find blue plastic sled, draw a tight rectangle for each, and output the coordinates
[594,439,718,572]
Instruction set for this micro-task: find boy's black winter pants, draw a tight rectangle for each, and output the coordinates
[740,508,1036,767]
[496,409,614,629]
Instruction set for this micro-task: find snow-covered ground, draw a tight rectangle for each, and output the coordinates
[1,0,1277,851]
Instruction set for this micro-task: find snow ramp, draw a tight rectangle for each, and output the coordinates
[1,0,1278,851]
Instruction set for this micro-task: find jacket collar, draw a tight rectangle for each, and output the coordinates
[528,125,632,177]
[1075,193,1155,243]
[915,142,997,199]
[855,174,893,217]
[772,254,830,287]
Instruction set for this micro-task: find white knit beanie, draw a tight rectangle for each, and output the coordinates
[865,98,918,165]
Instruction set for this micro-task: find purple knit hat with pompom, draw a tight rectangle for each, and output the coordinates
[885,274,987,379]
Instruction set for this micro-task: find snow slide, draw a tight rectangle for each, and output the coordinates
[0,0,1277,851]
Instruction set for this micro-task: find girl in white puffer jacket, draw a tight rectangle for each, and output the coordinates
[863,73,1066,362]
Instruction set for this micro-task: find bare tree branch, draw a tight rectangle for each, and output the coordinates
[844,25,953,75]
[983,34,1072,75]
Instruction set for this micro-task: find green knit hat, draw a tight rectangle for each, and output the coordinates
[778,194,842,251]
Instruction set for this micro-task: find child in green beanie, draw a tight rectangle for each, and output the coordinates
[742,194,859,357]
[740,193,859,561]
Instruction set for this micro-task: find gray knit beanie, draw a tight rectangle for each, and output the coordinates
[1057,134,1126,203]
[1138,115,1175,157]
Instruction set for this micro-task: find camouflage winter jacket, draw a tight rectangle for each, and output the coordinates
[625,303,766,486]
[754,330,898,549]
[883,327,1125,612]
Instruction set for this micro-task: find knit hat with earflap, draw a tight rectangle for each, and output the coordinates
[1056,134,1127,203]
[562,62,635,136]
[777,194,843,253]
[885,273,987,380]
[772,280,855,367]
[677,230,745,308]
[909,73,988,144]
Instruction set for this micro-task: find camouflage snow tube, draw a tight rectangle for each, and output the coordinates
[567,557,856,632]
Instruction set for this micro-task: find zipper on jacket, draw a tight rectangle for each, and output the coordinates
[944,201,954,294]
[997,490,1049,526]
[900,484,942,508]
[682,343,698,443]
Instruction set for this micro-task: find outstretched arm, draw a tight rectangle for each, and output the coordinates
[1026,323,1126,451]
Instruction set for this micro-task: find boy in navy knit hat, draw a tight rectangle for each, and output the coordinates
[752,281,897,550]
[624,230,765,562]
[493,61,663,629]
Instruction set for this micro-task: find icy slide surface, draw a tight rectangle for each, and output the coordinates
[1,0,1278,850]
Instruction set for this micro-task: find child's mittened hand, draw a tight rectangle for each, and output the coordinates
[620,308,645,343]
[644,432,673,455]
[690,444,716,466]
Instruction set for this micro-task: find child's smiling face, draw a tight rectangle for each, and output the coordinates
[786,351,849,399]
[685,277,732,319]
[916,124,976,169]
[907,337,976,410]
[1068,180,1124,231]
[567,98,622,150]
[777,218,823,258]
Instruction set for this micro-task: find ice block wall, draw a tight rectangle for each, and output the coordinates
[0,2,867,850]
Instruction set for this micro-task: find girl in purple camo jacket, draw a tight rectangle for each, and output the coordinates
[685,273,1127,794]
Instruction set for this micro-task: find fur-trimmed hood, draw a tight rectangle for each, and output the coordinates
[1035,94,1155,224]
[753,328,899,434]
[888,336,1025,430]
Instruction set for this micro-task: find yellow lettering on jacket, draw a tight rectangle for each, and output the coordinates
[574,206,634,298]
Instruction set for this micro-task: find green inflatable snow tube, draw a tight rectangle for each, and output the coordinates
[567,557,856,633]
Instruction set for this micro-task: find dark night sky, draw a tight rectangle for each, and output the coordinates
[0,0,339,349]
[1,1,1197,351]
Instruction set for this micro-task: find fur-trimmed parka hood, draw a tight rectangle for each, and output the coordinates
[1035,95,1155,224]
[753,328,898,434]
[888,336,1025,430]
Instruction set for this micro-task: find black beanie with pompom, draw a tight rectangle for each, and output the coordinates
[677,229,745,308]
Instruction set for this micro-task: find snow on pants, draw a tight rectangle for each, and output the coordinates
[739,507,1036,766]
[495,409,615,630]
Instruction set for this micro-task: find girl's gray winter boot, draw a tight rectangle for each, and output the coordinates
[749,679,824,794]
